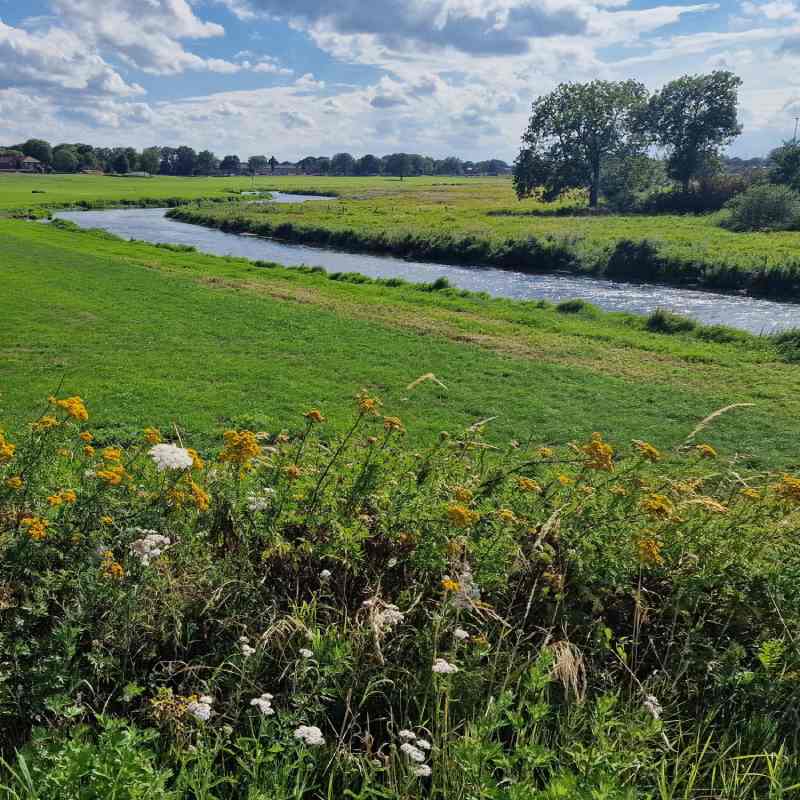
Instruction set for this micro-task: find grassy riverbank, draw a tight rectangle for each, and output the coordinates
[2,217,800,467]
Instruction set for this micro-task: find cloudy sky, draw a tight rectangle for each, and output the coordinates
[1,0,798,160]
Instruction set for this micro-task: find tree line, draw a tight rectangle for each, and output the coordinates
[0,139,509,178]
[514,71,744,208]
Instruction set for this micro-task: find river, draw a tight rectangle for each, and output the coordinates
[54,196,800,334]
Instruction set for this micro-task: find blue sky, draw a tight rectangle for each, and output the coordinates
[1,0,798,160]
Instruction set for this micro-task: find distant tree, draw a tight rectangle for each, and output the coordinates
[269,155,278,174]
[21,138,52,166]
[139,147,161,175]
[316,157,331,175]
[94,147,113,172]
[124,147,139,172]
[112,150,130,174]
[195,150,219,175]
[435,156,463,175]
[52,146,79,173]
[647,71,742,192]
[331,152,356,176]
[475,159,509,175]
[768,141,800,191]
[385,153,413,180]
[248,155,268,174]
[514,80,649,207]
[174,146,197,176]
[297,156,321,174]
[356,154,382,175]
[75,145,98,171]
[219,154,241,174]
[159,147,178,175]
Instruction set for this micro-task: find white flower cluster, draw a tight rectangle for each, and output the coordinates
[452,563,481,610]
[319,569,332,580]
[299,648,313,659]
[454,628,470,641]
[148,443,193,471]
[375,604,404,631]
[239,635,256,658]
[432,658,459,675]
[247,488,275,513]
[294,724,325,746]
[129,530,170,566]
[187,695,214,722]
[250,692,274,716]
[398,730,432,777]
[643,694,662,720]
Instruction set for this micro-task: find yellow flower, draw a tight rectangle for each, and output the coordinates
[83,445,95,457]
[453,485,473,503]
[383,416,404,432]
[5,476,23,491]
[774,474,800,503]
[0,432,16,463]
[32,415,58,432]
[60,489,77,504]
[21,516,48,541]
[581,432,614,472]
[53,395,89,422]
[356,390,381,416]
[283,464,301,480]
[101,553,124,580]
[190,481,210,512]
[740,487,761,500]
[633,440,661,463]
[100,515,114,525]
[689,496,728,514]
[219,430,261,465]
[187,448,205,471]
[537,447,554,459]
[557,474,573,486]
[304,409,325,423]
[610,483,628,497]
[441,578,461,592]
[57,448,71,457]
[79,431,94,443]
[102,447,122,462]
[447,503,480,528]
[640,493,674,518]
[516,477,542,494]
[97,464,126,486]
[144,427,162,445]
[695,443,717,459]
[635,535,663,566]
[47,494,63,507]
[496,508,517,524]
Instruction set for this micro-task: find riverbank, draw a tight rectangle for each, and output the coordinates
[3,216,800,467]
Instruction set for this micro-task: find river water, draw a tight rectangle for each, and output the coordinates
[55,197,800,334]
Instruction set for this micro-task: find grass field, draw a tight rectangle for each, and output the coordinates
[2,216,800,467]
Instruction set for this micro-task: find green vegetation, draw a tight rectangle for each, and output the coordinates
[723,183,800,232]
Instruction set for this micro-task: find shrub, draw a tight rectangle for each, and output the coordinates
[645,308,697,334]
[639,174,750,214]
[771,327,800,362]
[555,298,592,313]
[722,184,800,232]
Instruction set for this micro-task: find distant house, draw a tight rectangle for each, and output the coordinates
[0,154,43,172]
[272,163,300,176]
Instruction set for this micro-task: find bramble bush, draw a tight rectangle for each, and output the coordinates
[2,392,800,797]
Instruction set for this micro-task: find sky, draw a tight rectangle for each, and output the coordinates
[1,0,799,161]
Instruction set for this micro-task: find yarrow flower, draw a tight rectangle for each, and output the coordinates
[299,648,313,659]
[294,725,325,746]
[643,694,663,720]
[454,628,470,641]
[398,730,416,740]
[239,635,256,658]
[149,443,193,472]
[432,658,459,675]
[250,692,274,715]
[412,764,432,777]
[400,742,426,763]
[247,488,275,513]
[130,530,170,566]
[187,695,214,722]
[319,569,332,580]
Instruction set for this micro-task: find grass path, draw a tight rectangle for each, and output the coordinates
[2,218,799,466]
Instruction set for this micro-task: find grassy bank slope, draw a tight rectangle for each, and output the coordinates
[2,218,799,466]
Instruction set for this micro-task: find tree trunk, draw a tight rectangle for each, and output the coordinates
[589,164,600,208]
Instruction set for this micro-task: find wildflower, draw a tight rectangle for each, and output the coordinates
[610,483,628,496]
[691,496,728,514]
[190,481,210,512]
[83,445,95,457]
[5,476,23,491]
[149,443,193,471]
[447,503,480,528]
[537,447,554,459]
[247,489,275,513]
[375,605,404,631]
[97,464,126,486]
[130,531,171,566]
[47,494,63,507]
[53,396,89,422]
[294,725,325,746]
[633,440,661,462]
[517,477,542,494]
[640,494,673,518]
[104,561,125,579]
[21,516,48,541]
[304,409,325,423]
[400,742,426,762]
[356,390,381,416]
[432,658,459,675]
[581,432,614,471]
[454,628,470,641]
[557,474,572,486]
[187,696,214,722]
[102,447,122,462]
[143,427,162,445]
[740,487,761,500]
[79,431,94,443]
[775,474,800,503]
[219,430,261,465]
[187,448,205,470]
[635,536,664,566]
[695,443,717,459]
[0,432,16,463]
[447,563,481,609]
[319,569,332,580]
[100,515,114,525]
[412,764,432,777]
[240,637,256,658]
[283,464,301,480]
[61,489,77,504]
[441,578,460,592]
[416,739,432,751]
[32,415,58,431]
[250,693,274,715]
[496,508,516,524]
[643,694,663,720]
[383,416,404,432]
[398,730,416,740]
[453,485,472,503]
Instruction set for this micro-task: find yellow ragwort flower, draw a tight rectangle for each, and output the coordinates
[383,416,404,432]
[102,447,122,462]
[557,474,573,486]
[695,443,717,459]
[190,481,210,512]
[47,494,63,507]
[61,489,77,504]
[581,432,614,472]
[21,516,48,541]
[453,485,473,503]
[100,515,114,525]
[774,474,800,504]
[5,476,23,491]
[97,464,126,486]
[83,445,95,457]
[0,432,16,463]
[610,483,628,497]
[441,578,461,592]
[283,464,301,480]
[640,493,674,518]
[53,395,89,422]
[633,440,661,463]
[447,503,480,528]
[496,508,517,524]
[635,535,664,566]
[304,409,325,424]
[740,487,762,501]
[79,431,94,443]
[32,415,58,432]
[219,430,261,465]
[144,427,162,445]
[356,390,381,416]
[516,477,542,494]
[187,448,205,470]
[537,447,554,459]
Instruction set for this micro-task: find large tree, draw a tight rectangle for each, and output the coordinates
[21,138,53,166]
[195,150,219,175]
[330,152,356,176]
[219,154,241,174]
[356,154,382,175]
[768,141,800,191]
[140,147,161,175]
[174,146,197,176]
[385,153,413,180]
[248,155,268,174]
[647,71,742,192]
[514,80,648,208]
[52,145,79,173]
